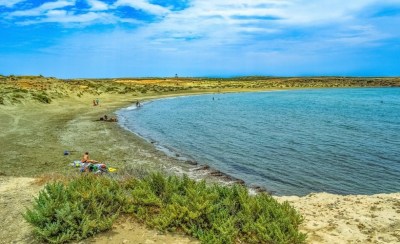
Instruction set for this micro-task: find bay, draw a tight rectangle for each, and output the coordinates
[118,88,400,196]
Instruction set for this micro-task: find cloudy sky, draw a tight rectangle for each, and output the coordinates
[1,0,399,78]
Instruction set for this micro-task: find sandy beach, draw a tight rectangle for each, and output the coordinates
[2,175,399,243]
[0,92,202,243]
[1,78,400,243]
[277,193,400,243]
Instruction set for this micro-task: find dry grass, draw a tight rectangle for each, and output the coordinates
[33,173,72,186]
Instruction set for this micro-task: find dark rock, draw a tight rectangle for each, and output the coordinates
[185,160,198,165]
[210,170,224,177]
[195,165,210,171]
[235,179,246,185]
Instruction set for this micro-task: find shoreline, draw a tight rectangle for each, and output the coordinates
[115,88,300,194]
[113,88,293,189]
[114,87,400,197]
[117,102,251,188]
[110,89,400,242]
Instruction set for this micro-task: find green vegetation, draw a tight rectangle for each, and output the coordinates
[24,176,122,243]
[24,174,306,243]
[1,75,399,105]
[32,92,52,103]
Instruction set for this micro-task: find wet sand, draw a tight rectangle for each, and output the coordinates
[1,92,400,243]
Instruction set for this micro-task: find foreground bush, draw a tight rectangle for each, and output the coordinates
[125,174,306,243]
[23,176,123,243]
[24,174,306,243]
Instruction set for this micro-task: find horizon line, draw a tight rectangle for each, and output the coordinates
[2,74,400,80]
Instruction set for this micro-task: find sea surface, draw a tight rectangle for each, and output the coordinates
[117,88,400,196]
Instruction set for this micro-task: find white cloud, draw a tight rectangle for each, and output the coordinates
[130,0,400,50]
[6,0,400,57]
[7,0,118,25]
[122,0,289,50]
[19,11,122,25]
[86,0,108,11]
[0,0,25,8]
[113,0,170,16]
[5,0,146,25]
[4,0,400,77]
[9,0,75,17]
[44,11,114,23]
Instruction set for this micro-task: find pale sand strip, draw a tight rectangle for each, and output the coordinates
[0,176,42,243]
[276,193,400,243]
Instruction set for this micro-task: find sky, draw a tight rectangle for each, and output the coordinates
[0,0,399,78]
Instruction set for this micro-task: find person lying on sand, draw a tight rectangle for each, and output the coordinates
[99,115,118,122]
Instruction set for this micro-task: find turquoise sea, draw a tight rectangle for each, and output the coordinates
[118,88,400,196]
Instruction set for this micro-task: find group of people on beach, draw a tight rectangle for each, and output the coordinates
[93,98,100,106]
[93,100,141,122]
[99,114,118,122]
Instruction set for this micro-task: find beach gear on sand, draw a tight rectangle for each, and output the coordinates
[64,150,77,156]
[71,161,116,174]
[72,160,83,167]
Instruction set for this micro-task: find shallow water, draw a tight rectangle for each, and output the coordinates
[118,88,400,196]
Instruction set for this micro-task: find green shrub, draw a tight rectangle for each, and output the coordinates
[32,92,52,103]
[25,173,306,243]
[126,174,306,243]
[23,175,124,243]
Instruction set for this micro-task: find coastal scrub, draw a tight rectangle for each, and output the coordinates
[24,174,306,243]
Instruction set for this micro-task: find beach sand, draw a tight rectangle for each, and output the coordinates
[0,175,198,244]
[0,93,200,244]
[276,193,400,243]
[1,92,400,243]
[0,176,41,243]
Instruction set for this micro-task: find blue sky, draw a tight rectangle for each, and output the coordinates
[0,0,399,78]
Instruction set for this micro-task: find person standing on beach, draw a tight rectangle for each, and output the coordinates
[96,98,100,106]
